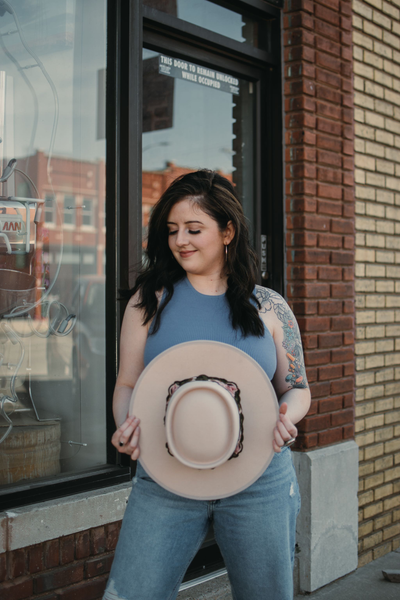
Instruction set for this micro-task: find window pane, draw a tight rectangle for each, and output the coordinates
[142,50,255,246]
[143,0,269,50]
[0,0,107,491]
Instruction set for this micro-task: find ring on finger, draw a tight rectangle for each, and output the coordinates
[283,437,296,448]
[119,441,124,447]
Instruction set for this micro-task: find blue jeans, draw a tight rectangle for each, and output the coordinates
[103,448,300,600]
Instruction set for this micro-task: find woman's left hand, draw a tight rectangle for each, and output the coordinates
[273,402,298,453]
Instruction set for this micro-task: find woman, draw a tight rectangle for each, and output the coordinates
[104,170,311,600]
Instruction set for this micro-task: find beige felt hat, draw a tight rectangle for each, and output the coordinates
[129,341,279,500]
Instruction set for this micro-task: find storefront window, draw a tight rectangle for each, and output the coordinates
[0,0,107,489]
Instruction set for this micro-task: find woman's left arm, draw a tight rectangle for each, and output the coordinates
[256,287,311,452]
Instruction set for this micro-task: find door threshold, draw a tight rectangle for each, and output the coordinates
[179,568,228,591]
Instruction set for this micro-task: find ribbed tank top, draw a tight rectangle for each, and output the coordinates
[144,277,277,380]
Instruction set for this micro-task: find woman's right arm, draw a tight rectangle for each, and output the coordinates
[111,293,149,458]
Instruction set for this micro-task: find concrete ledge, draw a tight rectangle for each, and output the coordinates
[293,441,359,593]
[1,483,132,551]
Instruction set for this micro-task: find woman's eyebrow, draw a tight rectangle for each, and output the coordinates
[166,220,203,225]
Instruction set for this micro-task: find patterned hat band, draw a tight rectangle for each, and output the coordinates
[164,374,244,469]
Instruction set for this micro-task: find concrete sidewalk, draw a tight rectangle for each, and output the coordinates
[177,548,400,599]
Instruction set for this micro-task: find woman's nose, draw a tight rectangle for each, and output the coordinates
[175,229,189,247]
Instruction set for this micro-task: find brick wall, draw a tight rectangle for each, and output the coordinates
[0,523,120,599]
[352,0,400,566]
[283,0,356,449]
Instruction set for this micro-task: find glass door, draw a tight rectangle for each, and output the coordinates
[142,48,257,249]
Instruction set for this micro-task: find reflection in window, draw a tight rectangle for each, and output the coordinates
[143,0,269,50]
[0,0,107,491]
[82,198,94,227]
[45,195,56,224]
[63,195,75,225]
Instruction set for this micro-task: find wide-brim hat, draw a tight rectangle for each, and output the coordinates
[129,341,278,500]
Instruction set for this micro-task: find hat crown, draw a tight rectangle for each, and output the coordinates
[165,381,240,470]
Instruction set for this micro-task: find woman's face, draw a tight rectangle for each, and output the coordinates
[167,198,234,278]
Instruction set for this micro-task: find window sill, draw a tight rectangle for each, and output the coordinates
[0,481,132,552]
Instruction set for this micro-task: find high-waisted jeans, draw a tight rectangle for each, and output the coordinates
[103,447,300,600]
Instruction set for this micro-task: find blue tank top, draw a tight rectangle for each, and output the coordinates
[144,277,277,380]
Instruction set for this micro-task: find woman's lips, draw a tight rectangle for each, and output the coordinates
[179,250,196,258]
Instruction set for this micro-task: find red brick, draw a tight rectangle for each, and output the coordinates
[318,233,342,248]
[290,265,318,280]
[298,317,330,332]
[343,300,354,314]
[343,267,354,281]
[289,248,331,264]
[289,282,330,299]
[343,393,354,408]
[295,432,318,449]
[317,134,342,153]
[342,140,354,155]
[318,300,342,315]
[315,3,340,26]
[316,52,341,73]
[314,16,341,42]
[343,124,353,139]
[289,197,318,212]
[318,332,342,348]
[344,362,355,376]
[319,397,343,413]
[9,549,26,579]
[58,576,108,600]
[91,527,106,555]
[287,179,317,196]
[341,30,352,46]
[343,171,354,186]
[0,577,33,600]
[343,156,354,170]
[309,381,331,398]
[341,15,352,31]
[315,36,341,58]
[343,331,354,345]
[343,235,355,249]
[291,300,318,315]
[318,0,340,10]
[343,423,355,439]
[317,199,342,216]
[86,554,114,579]
[318,167,342,184]
[44,540,59,570]
[305,350,330,366]
[318,183,342,200]
[75,531,91,560]
[284,45,316,64]
[302,334,319,349]
[307,367,318,383]
[28,544,44,574]
[318,265,342,280]
[331,219,354,234]
[331,315,353,330]
[60,534,75,565]
[285,0,314,14]
[340,1,352,16]
[34,564,84,594]
[292,214,330,231]
[300,414,331,432]
[316,68,341,89]
[331,408,354,427]
[331,282,353,298]
[331,347,354,362]
[317,117,342,136]
[288,231,318,247]
[331,377,354,395]
[331,250,354,264]
[317,101,342,121]
[319,427,343,446]
[319,364,343,381]
[285,79,316,98]
[284,12,314,30]
[286,145,317,162]
[317,150,342,169]
[316,85,342,106]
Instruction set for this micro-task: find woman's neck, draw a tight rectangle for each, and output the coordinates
[186,272,227,296]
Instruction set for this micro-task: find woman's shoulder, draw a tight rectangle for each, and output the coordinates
[254,285,287,312]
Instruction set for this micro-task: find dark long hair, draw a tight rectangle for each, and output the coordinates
[131,169,264,337]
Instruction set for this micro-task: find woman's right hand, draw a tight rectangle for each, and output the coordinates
[112,415,141,459]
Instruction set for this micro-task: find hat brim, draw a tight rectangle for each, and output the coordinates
[129,341,279,500]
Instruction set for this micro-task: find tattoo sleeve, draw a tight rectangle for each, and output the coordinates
[255,286,308,390]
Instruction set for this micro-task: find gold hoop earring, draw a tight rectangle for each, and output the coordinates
[225,244,228,262]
